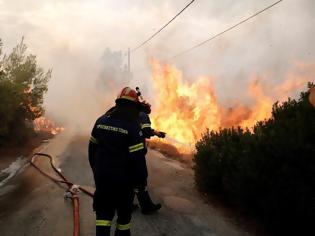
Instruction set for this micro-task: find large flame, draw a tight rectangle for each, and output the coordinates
[150,61,220,145]
[150,61,312,146]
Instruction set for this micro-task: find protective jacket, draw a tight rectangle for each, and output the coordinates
[89,107,148,200]
[139,111,155,139]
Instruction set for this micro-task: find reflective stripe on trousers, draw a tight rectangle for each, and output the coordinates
[96,219,111,236]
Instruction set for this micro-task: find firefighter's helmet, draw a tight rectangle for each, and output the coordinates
[116,87,140,103]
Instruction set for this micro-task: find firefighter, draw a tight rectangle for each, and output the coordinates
[89,87,147,236]
[132,100,166,214]
[101,93,164,215]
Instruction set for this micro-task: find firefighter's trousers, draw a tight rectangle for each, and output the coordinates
[94,187,134,236]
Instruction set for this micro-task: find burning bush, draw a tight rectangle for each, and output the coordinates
[0,38,51,145]
[33,117,64,135]
[194,83,315,235]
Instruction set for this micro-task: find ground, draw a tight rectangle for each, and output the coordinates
[0,132,256,236]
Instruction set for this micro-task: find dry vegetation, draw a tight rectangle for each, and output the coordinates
[147,140,194,167]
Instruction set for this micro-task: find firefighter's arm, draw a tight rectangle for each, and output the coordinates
[140,112,166,138]
[142,125,166,138]
[128,124,148,188]
[88,126,99,170]
[141,124,155,138]
[140,112,155,138]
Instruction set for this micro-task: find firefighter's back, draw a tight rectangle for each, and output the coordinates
[93,110,137,190]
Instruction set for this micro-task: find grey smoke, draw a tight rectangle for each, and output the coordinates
[0,0,314,134]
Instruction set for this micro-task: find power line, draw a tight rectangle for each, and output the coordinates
[131,0,196,53]
[169,0,283,60]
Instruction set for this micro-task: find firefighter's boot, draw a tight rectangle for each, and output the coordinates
[137,190,161,215]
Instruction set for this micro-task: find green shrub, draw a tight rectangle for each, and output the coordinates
[194,83,315,234]
[0,38,51,146]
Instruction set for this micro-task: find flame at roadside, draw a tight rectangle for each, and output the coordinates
[150,61,313,147]
[33,117,64,135]
[150,61,220,146]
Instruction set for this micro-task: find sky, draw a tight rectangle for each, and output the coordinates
[0,0,314,133]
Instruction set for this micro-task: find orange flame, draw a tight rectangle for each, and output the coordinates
[33,117,64,135]
[150,61,220,145]
[239,78,273,128]
[150,61,312,146]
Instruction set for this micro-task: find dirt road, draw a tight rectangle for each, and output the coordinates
[0,133,252,236]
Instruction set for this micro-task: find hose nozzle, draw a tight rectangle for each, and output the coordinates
[136,87,144,101]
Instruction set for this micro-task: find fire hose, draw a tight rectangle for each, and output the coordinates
[30,153,94,236]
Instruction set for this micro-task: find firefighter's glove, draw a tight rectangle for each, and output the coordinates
[156,131,166,138]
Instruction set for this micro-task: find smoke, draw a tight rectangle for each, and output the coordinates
[0,0,314,135]
[97,48,130,92]
[43,47,131,134]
